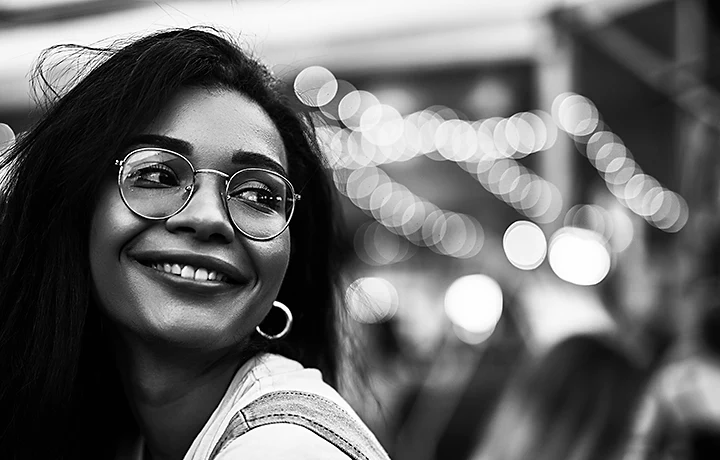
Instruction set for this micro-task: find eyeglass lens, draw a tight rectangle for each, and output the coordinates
[119,149,293,239]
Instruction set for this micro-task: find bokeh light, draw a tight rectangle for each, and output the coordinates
[321,86,688,284]
[548,227,611,286]
[339,90,381,131]
[435,213,484,259]
[506,112,536,156]
[345,166,384,209]
[492,118,514,158]
[532,110,558,151]
[0,123,16,192]
[362,104,405,146]
[477,117,500,158]
[574,113,687,234]
[650,190,689,233]
[444,274,503,339]
[586,132,625,168]
[0,123,14,151]
[522,179,563,224]
[293,66,338,108]
[553,92,600,137]
[399,199,429,241]
[503,220,547,270]
[355,221,415,266]
[346,277,399,324]
[320,79,357,121]
[421,209,447,248]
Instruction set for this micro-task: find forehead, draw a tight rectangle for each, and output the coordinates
[143,87,288,171]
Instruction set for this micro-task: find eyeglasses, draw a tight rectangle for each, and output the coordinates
[115,148,301,241]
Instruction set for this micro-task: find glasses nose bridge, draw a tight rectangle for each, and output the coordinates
[194,168,230,182]
[192,168,230,196]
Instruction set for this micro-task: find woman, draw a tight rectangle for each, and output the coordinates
[469,334,649,460]
[0,28,389,460]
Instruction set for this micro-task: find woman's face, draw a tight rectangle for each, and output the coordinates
[89,87,291,350]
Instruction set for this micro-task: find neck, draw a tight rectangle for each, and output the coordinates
[115,336,247,460]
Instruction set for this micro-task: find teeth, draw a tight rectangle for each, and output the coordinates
[194,268,208,281]
[180,266,195,279]
[149,262,229,283]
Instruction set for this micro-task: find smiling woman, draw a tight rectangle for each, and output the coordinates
[0,28,390,460]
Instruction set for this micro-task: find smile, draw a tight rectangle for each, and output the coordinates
[149,262,229,283]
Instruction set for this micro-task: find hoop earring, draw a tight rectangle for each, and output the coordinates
[256,301,293,340]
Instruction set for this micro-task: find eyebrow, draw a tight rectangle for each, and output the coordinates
[126,134,288,176]
[128,134,193,155]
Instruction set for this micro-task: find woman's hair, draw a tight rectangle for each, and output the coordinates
[0,27,349,458]
[472,334,649,460]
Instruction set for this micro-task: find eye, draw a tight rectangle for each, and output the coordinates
[228,180,283,212]
[127,162,181,188]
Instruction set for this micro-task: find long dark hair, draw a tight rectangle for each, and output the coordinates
[0,27,349,459]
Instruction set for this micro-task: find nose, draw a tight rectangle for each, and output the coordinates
[165,173,235,243]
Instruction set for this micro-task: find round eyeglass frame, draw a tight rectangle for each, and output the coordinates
[114,147,301,241]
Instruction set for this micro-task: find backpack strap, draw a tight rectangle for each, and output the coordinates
[208,390,390,460]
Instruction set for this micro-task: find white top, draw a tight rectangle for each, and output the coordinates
[119,353,365,460]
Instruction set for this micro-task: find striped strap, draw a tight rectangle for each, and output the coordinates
[209,390,390,460]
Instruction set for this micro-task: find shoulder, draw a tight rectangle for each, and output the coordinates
[213,423,352,460]
[207,355,390,460]
[234,353,353,414]
[210,389,390,460]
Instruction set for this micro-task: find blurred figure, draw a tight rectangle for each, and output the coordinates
[634,304,720,460]
[468,334,648,460]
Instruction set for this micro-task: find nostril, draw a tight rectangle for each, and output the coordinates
[165,202,235,242]
[168,221,235,244]
[163,174,236,242]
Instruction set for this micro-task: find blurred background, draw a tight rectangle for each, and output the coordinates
[2,0,720,458]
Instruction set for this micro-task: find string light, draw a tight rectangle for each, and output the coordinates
[556,93,688,233]
[308,84,687,272]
